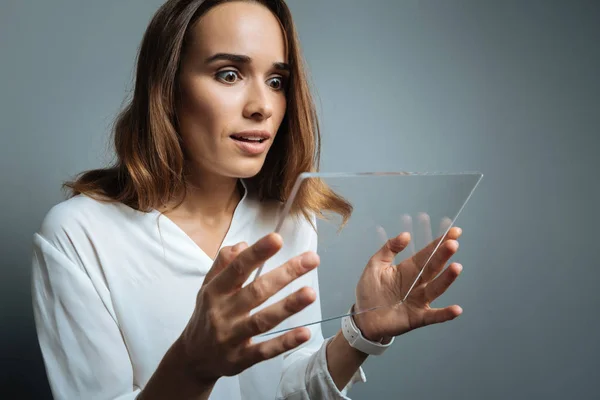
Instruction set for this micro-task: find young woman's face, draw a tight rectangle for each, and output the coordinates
[177,1,289,180]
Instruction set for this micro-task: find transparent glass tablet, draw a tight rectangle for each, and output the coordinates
[256,172,482,335]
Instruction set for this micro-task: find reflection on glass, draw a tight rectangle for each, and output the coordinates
[257,171,482,335]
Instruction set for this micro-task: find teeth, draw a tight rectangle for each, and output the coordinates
[234,136,264,142]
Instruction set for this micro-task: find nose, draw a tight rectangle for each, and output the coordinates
[242,80,273,121]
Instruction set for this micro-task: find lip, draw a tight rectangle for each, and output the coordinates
[230,130,272,141]
[230,130,272,156]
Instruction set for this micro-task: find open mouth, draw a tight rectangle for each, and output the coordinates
[230,135,267,143]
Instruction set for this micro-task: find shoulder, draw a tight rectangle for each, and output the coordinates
[37,194,133,254]
[40,195,113,235]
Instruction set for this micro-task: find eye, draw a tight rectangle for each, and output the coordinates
[216,70,240,84]
[267,76,286,91]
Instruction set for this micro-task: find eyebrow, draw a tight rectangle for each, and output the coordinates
[204,53,290,72]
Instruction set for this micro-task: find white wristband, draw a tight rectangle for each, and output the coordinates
[341,306,394,356]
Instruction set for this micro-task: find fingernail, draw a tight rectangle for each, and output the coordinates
[295,329,310,343]
[300,252,318,271]
[298,288,315,303]
[257,233,281,253]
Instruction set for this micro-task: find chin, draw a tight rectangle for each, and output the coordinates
[226,158,268,179]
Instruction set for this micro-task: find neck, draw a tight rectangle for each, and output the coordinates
[165,168,243,221]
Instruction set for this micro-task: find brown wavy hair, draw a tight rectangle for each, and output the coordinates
[64,0,351,225]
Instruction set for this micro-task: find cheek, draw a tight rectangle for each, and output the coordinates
[179,80,242,141]
[274,95,288,127]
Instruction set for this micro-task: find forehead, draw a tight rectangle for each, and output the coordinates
[189,1,287,62]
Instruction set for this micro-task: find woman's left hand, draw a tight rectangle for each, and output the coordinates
[353,226,464,342]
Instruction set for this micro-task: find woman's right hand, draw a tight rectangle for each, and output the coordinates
[178,232,320,385]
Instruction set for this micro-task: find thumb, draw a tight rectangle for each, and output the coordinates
[370,232,411,266]
[203,241,248,286]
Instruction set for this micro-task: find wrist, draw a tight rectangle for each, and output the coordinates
[328,329,370,359]
[139,337,216,400]
[352,312,380,342]
[174,337,219,390]
[352,304,391,343]
[341,305,394,356]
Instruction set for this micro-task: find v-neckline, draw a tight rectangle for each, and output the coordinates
[151,179,249,264]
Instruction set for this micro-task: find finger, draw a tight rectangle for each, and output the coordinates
[369,232,411,266]
[212,233,283,293]
[400,214,416,255]
[425,262,463,302]
[233,251,320,313]
[438,217,453,237]
[375,225,388,247]
[446,226,462,240]
[232,286,316,341]
[240,327,311,370]
[416,212,433,249]
[422,305,463,327]
[411,227,460,274]
[204,242,248,287]
[419,239,459,283]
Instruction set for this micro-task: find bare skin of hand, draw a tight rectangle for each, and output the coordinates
[179,233,321,384]
[354,227,464,342]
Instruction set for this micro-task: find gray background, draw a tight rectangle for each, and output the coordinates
[1,0,598,398]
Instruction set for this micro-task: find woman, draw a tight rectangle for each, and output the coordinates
[31,0,464,399]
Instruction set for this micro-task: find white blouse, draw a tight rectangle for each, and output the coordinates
[31,181,365,400]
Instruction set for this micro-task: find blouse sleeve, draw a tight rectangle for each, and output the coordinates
[275,217,366,399]
[31,232,140,400]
